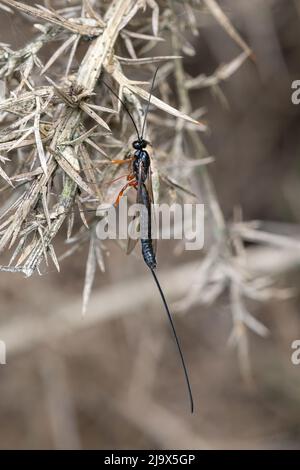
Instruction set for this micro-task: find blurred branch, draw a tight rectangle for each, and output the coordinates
[38,349,81,450]
[2,244,300,358]
[203,0,255,61]
[113,395,209,449]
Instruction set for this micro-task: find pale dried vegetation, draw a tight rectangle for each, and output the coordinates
[0,0,298,383]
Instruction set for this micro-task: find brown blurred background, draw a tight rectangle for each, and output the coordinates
[1,0,300,449]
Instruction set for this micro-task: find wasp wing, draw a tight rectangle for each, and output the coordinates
[127,158,157,256]
[145,160,158,256]
[126,161,143,255]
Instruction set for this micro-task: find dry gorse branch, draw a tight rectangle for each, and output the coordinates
[0,0,210,279]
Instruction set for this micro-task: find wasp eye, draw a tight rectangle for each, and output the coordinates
[132,140,140,150]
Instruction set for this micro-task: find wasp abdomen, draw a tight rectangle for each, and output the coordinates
[141,240,157,270]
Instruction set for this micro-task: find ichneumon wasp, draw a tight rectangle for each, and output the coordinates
[102,68,194,414]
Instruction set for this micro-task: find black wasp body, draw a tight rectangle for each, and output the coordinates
[132,139,157,270]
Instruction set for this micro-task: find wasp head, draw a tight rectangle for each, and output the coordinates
[132,139,148,150]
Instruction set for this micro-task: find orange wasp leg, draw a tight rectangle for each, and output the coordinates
[114,180,137,207]
[111,157,134,165]
[106,173,136,187]
[105,173,131,187]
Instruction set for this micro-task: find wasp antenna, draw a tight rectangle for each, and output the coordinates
[141,66,160,140]
[102,80,140,141]
[150,268,194,414]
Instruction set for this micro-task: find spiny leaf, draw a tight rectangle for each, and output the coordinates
[34,97,48,176]
[80,102,111,132]
[0,164,14,187]
[1,0,100,36]
[82,234,97,315]
[203,0,255,61]
[41,34,77,75]
[52,148,98,198]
